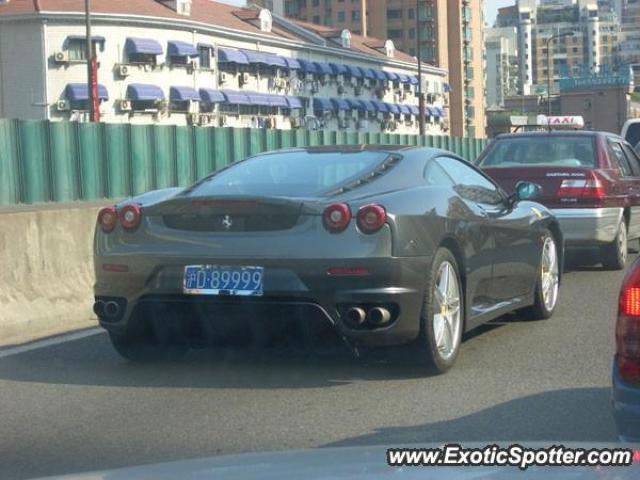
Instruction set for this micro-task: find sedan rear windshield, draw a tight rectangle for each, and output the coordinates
[189,151,391,197]
[478,136,596,168]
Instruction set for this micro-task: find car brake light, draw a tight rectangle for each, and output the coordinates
[617,264,640,383]
[97,206,117,233]
[357,204,387,234]
[119,204,142,231]
[323,203,351,233]
[557,173,605,199]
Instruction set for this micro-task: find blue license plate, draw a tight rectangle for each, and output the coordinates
[183,265,264,296]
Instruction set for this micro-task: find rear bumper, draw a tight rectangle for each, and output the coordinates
[612,356,640,442]
[94,256,431,348]
[551,207,622,246]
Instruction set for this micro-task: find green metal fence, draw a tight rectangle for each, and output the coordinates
[0,119,488,206]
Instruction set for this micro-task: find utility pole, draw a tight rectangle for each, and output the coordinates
[416,0,425,136]
[85,0,99,122]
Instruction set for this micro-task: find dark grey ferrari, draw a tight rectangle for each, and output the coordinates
[94,146,563,372]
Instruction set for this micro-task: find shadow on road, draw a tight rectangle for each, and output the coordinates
[324,387,617,445]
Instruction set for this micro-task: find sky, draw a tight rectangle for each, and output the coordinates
[216,0,516,27]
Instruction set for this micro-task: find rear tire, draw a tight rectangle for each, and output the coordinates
[108,332,188,363]
[522,230,560,320]
[412,247,464,374]
[601,220,627,271]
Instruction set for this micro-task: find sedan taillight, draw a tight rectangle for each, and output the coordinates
[617,262,640,384]
[557,172,605,199]
[119,204,142,231]
[323,203,351,233]
[97,207,118,233]
[357,204,387,234]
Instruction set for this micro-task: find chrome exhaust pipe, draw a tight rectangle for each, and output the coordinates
[93,300,105,317]
[104,301,120,319]
[346,307,366,326]
[368,307,391,325]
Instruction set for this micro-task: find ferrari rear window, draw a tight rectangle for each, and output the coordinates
[189,151,391,197]
[479,136,596,168]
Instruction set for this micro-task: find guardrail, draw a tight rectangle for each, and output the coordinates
[0,119,488,206]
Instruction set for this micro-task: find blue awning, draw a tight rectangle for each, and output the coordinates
[329,63,348,75]
[398,104,412,114]
[384,71,400,81]
[170,86,200,101]
[125,37,163,55]
[372,100,388,112]
[217,48,249,65]
[435,107,446,117]
[426,106,438,117]
[408,105,420,115]
[299,59,319,74]
[345,99,363,110]
[313,98,333,112]
[167,41,198,57]
[64,83,108,101]
[241,50,288,67]
[346,65,364,78]
[360,100,376,112]
[221,90,251,105]
[386,103,401,114]
[67,35,105,46]
[397,73,411,84]
[409,75,419,85]
[315,62,333,75]
[362,68,376,80]
[373,70,387,81]
[285,96,303,109]
[331,98,350,111]
[267,95,289,108]
[283,57,301,70]
[246,93,270,106]
[126,84,164,101]
[199,88,225,103]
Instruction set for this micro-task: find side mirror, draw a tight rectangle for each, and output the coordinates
[510,181,542,205]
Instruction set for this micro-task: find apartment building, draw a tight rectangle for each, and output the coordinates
[262,0,485,137]
[620,0,640,87]
[498,0,621,95]
[0,0,449,136]
[485,27,519,108]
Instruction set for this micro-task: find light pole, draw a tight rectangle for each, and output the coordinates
[416,0,425,136]
[85,0,98,122]
[546,31,574,118]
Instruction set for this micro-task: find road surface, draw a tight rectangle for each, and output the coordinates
[0,249,629,479]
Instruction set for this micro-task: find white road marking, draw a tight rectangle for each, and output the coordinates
[0,328,104,358]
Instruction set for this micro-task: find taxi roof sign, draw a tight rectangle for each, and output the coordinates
[536,115,585,128]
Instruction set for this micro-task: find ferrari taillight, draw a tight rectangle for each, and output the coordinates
[119,204,142,231]
[97,207,118,233]
[323,203,352,233]
[357,204,387,234]
[617,261,640,384]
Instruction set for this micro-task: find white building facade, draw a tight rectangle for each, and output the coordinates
[0,0,449,135]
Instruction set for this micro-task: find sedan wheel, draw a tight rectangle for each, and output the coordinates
[602,221,627,271]
[415,247,464,373]
[522,230,560,320]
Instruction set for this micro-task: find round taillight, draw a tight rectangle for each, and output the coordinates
[97,207,117,233]
[119,204,142,231]
[357,204,387,234]
[323,203,352,233]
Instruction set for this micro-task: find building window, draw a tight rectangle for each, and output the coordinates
[313,15,321,23]
[409,28,416,39]
[198,45,212,69]
[462,6,472,22]
[352,10,360,21]
[387,8,402,19]
[338,11,345,22]
[324,0,331,6]
[387,29,403,39]
[66,38,98,61]
[312,0,319,6]
[408,8,415,19]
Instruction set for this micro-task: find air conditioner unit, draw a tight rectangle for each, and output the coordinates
[187,113,199,125]
[305,73,314,81]
[219,71,229,84]
[187,60,197,73]
[336,74,344,84]
[219,116,228,127]
[338,118,348,129]
[363,79,371,88]
[377,112,385,121]
[354,86,362,96]
[143,64,153,73]
[117,64,130,77]
[54,51,69,64]
[337,110,345,119]
[119,100,132,112]
[239,72,250,85]
[56,99,70,111]
[199,114,211,126]
[350,76,358,86]
[402,92,409,101]
[357,119,369,130]
[323,73,331,84]
[337,84,345,95]
[311,81,320,93]
[188,100,199,114]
